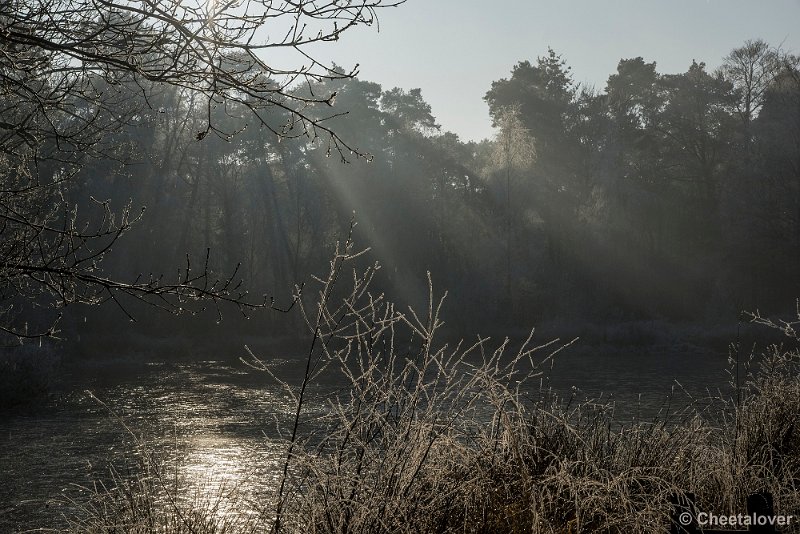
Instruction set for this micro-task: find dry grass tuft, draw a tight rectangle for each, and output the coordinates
[68,237,800,533]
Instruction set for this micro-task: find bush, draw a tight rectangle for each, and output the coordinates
[259,238,800,533]
[70,238,800,532]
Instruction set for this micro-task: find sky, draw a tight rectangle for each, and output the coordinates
[310,0,800,142]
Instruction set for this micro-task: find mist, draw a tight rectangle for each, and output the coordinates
[44,44,800,344]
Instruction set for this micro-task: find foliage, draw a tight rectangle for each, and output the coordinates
[7,34,800,341]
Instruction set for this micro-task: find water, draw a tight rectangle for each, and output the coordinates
[544,344,734,418]
[0,358,307,532]
[0,345,734,532]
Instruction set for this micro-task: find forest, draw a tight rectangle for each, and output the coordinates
[6,41,800,347]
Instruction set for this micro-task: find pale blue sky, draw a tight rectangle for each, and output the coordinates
[312,0,800,141]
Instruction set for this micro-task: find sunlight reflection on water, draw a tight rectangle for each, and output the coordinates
[170,433,279,522]
[0,359,311,531]
[0,349,731,531]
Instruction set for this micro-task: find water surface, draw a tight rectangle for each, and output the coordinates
[0,344,735,532]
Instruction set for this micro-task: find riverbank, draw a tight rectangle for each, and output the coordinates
[4,248,798,532]
[63,336,799,533]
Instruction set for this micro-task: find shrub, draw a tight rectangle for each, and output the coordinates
[258,237,800,533]
[70,237,800,532]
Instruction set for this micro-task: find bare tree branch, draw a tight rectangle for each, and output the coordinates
[0,0,402,340]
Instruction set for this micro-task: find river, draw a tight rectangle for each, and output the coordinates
[0,341,735,532]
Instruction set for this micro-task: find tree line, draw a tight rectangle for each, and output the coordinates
[4,36,800,343]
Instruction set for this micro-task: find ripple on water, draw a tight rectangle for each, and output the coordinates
[0,360,303,531]
[0,350,733,530]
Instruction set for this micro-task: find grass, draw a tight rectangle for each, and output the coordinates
[63,393,264,534]
[66,458,263,533]
[65,237,800,533]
